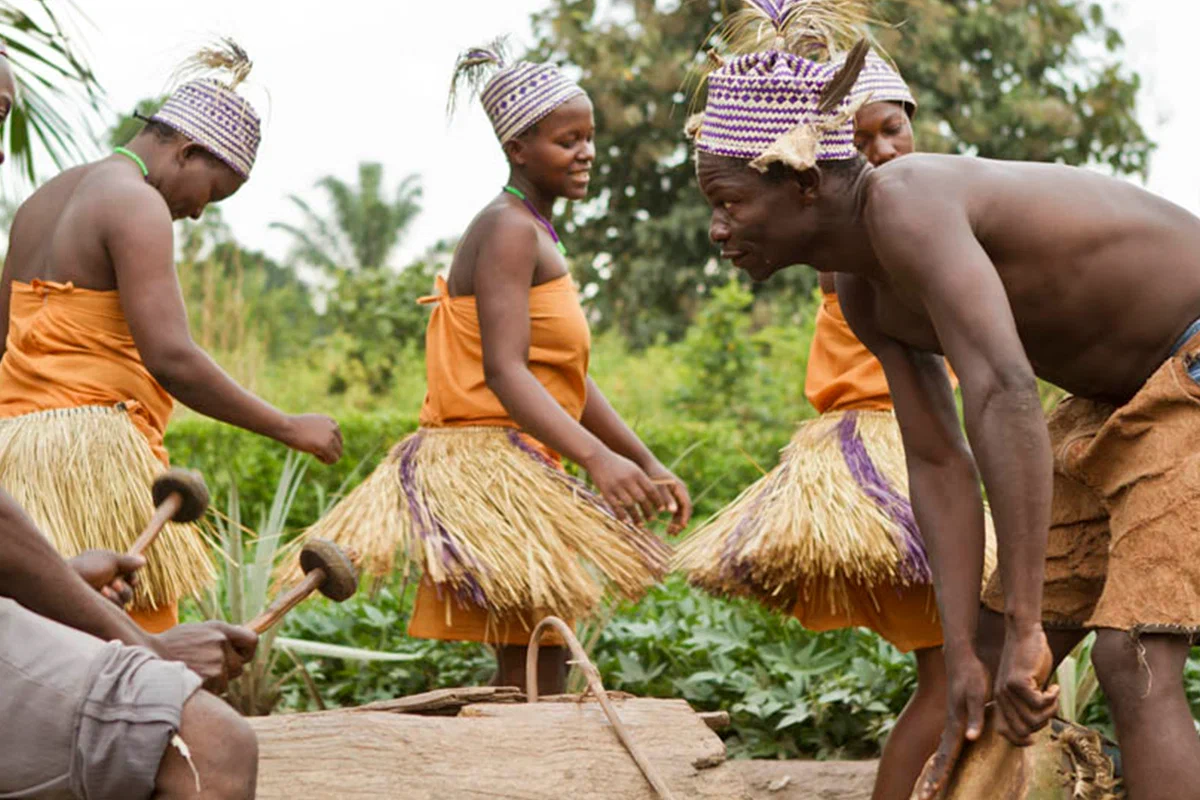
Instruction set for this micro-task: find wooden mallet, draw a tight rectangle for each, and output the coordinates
[127,468,210,558]
[246,539,359,634]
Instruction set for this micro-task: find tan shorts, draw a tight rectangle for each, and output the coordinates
[984,330,1200,635]
[0,597,202,799]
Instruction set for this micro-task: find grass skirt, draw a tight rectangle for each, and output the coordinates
[284,426,672,622]
[0,404,214,610]
[674,410,995,614]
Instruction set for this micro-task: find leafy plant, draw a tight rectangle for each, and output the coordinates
[1,1,103,181]
[1054,633,1100,725]
[193,452,408,715]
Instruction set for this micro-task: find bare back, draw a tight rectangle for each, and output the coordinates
[5,161,169,291]
[857,154,1200,403]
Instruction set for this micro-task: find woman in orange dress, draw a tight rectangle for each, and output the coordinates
[675,54,993,800]
[298,41,690,694]
[0,44,342,632]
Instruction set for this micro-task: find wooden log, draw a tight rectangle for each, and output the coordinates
[351,685,525,715]
[251,696,751,799]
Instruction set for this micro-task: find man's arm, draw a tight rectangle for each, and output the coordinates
[0,488,158,647]
[103,186,342,464]
[0,489,258,691]
[839,273,988,660]
[864,173,1057,747]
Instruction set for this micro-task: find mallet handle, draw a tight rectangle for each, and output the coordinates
[127,492,183,559]
[247,568,327,634]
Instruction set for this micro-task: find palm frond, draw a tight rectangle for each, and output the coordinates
[1,0,103,181]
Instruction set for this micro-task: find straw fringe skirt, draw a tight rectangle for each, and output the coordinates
[0,404,214,611]
[674,410,996,616]
[285,426,672,625]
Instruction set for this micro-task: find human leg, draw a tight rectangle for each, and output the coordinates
[871,645,946,800]
[1090,630,1200,800]
[153,690,257,800]
[975,606,1087,679]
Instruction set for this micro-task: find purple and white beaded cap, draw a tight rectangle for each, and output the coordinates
[450,42,586,145]
[150,40,261,180]
[693,0,875,171]
[846,51,916,115]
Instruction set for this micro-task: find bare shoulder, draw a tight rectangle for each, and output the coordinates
[88,165,172,235]
[469,202,541,283]
[471,202,539,254]
[865,155,972,221]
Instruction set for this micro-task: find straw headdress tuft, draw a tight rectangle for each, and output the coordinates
[693,0,881,172]
[447,37,586,144]
[150,38,262,179]
[172,37,254,92]
[713,0,873,61]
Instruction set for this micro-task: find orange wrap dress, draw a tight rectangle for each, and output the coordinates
[0,280,187,633]
[675,289,962,653]
[791,290,943,653]
[408,274,590,644]
[294,268,670,648]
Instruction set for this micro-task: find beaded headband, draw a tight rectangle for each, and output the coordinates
[847,51,915,116]
[691,0,875,172]
[450,40,586,144]
[149,40,261,179]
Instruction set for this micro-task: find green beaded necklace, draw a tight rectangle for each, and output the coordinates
[114,147,149,179]
[503,185,568,256]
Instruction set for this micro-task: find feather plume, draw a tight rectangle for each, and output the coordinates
[716,0,874,61]
[447,36,510,118]
[173,38,253,91]
[818,37,870,112]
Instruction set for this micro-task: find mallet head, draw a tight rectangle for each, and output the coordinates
[152,469,210,523]
[299,538,359,602]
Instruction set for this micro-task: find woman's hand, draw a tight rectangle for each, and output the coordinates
[642,460,692,534]
[583,450,666,525]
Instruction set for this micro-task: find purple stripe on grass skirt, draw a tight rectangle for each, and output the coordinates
[397,433,488,607]
[836,412,932,583]
[719,461,792,583]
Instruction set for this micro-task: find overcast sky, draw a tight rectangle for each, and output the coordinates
[8,1,1194,269]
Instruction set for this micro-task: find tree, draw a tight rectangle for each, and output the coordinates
[106,95,167,150]
[272,163,423,273]
[1,1,103,181]
[528,0,1151,347]
[322,239,450,397]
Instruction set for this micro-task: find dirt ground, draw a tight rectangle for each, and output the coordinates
[731,760,879,800]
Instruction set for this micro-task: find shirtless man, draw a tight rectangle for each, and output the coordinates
[689,12,1200,800]
[0,487,259,799]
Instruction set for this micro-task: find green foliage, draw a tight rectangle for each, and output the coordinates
[272,162,424,273]
[672,279,815,426]
[527,0,1152,346]
[0,1,103,181]
[105,95,167,149]
[197,454,311,716]
[875,0,1152,175]
[592,578,918,759]
[166,411,418,534]
[322,258,439,396]
[277,583,496,710]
